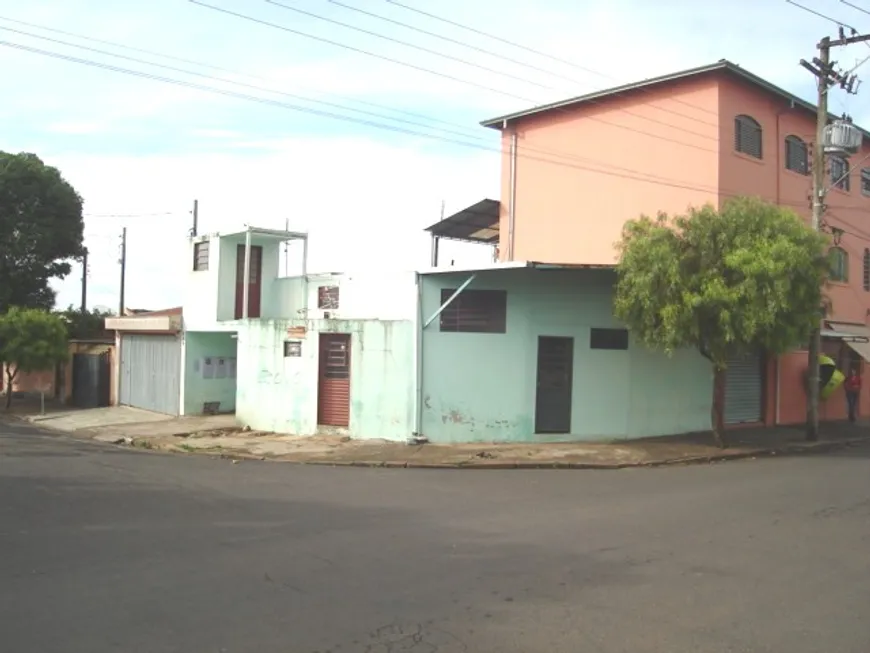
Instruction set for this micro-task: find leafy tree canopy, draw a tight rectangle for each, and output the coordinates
[0,308,68,407]
[614,197,830,445]
[57,305,115,340]
[0,152,84,313]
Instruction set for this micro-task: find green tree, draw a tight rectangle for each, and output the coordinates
[0,308,69,408]
[614,197,830,447]
[57,305,115,340]
[0,152,85,313]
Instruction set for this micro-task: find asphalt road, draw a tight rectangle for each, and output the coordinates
[1,420,869,653]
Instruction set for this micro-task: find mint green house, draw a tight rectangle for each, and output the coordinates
[116,223,714,442]
[416,264,712,443]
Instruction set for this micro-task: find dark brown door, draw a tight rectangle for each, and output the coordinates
[535,336,574,434]
[318,334,351,427]
[235,244,262,319]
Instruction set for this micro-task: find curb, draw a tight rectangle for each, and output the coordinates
[6,415,869,469]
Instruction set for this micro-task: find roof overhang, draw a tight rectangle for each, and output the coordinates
[424,199,499,244]
[825,322,870,361]
[480,59,870,141]
[105,314,182,333]
[418,260,614,276]
[209,226,308,242]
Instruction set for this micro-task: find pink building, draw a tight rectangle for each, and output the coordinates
[429,60,870,429]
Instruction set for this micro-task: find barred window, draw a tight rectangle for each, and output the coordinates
[830,246,849,282]
[784,135,808,174]
[193,242,209,271]
[734,115,763,159]
[439,289,506,333]
[831,156,850,191]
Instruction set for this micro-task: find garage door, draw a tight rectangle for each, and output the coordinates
[725,352,762,424]
[119,334,181,415]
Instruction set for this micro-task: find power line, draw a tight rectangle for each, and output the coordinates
[382,0,720,119]
[267,0,720,135]
[268,0,560,90]
[326,0,719,130]
[0,23,713,177]
[326,0,580,85]
[841,0,870,18]
[0,37,840,213]
[0,24,492,142]
[0,12,484,139]
[191,1,719,152]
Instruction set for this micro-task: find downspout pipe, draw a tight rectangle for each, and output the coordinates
[508,130,518,261]
[412,272,425,443]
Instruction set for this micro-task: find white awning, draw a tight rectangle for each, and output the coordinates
[826,322,870,362]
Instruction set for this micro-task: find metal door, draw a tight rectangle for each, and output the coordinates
[119,334,181,415]
[535,336,574,434]
[317,334,351,427]
[234,244,262,319]
[71,353,111,408]
[725,352,763,424]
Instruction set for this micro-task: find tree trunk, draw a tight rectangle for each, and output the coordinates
[4,368,12,409]
[711,366,727,448]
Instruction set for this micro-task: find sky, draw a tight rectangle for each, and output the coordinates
[3,0,870,312]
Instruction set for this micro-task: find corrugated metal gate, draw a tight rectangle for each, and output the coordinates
[725,352,762,424]
[119,334,181,415]
[317,334,351,427]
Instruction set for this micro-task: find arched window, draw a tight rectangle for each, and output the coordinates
[734,115,762,159]
[863,248,870,291]
[830,246,849,282]
[830,155,850,191]
[784,135,808,174]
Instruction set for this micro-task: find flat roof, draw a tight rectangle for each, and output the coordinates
[480,59,870,139]
[205,226,308,241]
[425,199,500,244]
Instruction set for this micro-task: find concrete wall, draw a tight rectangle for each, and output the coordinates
[182,331,237,415]
[420,268,712,443]
[235,318,414,440]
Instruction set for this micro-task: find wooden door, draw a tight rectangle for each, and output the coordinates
[234,244,262,319]
[318,334,351,427]
[534,336,574,434]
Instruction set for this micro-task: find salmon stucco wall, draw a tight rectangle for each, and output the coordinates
[498,76,721,266]
[718,74,870,326]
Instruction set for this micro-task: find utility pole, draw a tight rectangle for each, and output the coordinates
[191,199,199,237]
[119,227,127,316]
[800,28,870,441]
[80,248,88,314]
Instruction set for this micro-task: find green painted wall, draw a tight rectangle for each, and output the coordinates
[235,318,414,440]
[421,268,712,443]
[183,332,238,415]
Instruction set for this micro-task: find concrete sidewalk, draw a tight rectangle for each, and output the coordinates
[5,405,869,468]
[12,405,866,468]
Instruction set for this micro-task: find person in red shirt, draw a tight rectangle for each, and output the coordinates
[844,365,862,423]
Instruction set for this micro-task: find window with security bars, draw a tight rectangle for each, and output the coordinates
[861,169,870,196]
[864,249,870,291]
[734,115,763,159]
[784,135,808,175]
[193,241,209,271]
[830,156,850,191]
[317,286,340,309]
[830,246,849,282]
[439,289,507,333]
